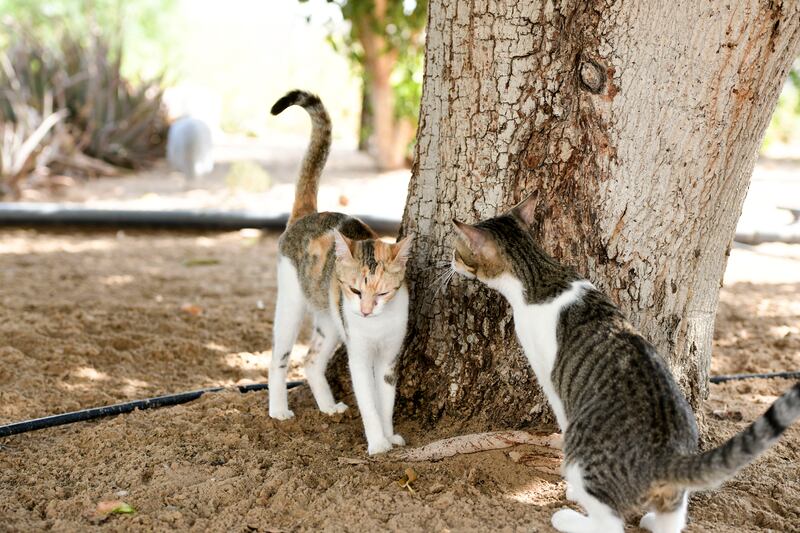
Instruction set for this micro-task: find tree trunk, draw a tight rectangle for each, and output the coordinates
[357,0,407,170]
[398,0,800,428]
[357,73,372,153]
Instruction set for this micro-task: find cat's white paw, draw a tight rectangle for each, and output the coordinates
[551,508,589,532]
[639,512,656,532]
[367,437,393,456]
[269,408,295,420]
[320,402,349,415]
[389,433,406,446]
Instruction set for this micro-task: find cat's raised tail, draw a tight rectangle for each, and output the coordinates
[662,381,800,489]
[271,90,331,224]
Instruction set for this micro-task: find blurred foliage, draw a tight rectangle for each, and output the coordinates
[0,17,169,196]
[304,0,426,123]
[0,0,179,81]
[762,60,800,154]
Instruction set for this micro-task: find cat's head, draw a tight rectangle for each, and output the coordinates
[333,231,412,317]
[451,193,543,294]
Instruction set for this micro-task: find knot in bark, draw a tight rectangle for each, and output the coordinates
[579,56,606,94]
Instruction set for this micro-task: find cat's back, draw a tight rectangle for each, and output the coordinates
[279,212,375,261]
[279,212,377,309]
[556,287,698,453]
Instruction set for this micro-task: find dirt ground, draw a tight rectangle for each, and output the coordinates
[0,227,798,532]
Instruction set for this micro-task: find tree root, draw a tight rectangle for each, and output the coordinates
[392,431,562,462]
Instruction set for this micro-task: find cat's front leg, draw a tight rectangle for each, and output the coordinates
[375,350,403,446]
[347,340,392,455]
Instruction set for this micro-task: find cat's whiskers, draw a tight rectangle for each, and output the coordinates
[419,260,451,272]
[433,265,456,296]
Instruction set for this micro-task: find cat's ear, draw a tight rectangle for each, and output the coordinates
[391,236,413,266]
[332,229,354,260]
[512,191,538,227]
[452,219,488,249]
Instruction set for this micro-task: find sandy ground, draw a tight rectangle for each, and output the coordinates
[0,226,799,532]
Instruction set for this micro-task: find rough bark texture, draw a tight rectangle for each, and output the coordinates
[398,0,800,428]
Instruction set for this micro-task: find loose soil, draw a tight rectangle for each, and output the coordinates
[1,228,799,532]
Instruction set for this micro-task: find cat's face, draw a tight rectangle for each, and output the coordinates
[451,194,537,284]
[333,231,411,317]
[451,221,506,281]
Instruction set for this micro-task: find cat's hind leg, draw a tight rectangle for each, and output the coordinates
[551,463,624,533]
[268,257,305,420]
[304,312,347,415]
[639,491,688,533]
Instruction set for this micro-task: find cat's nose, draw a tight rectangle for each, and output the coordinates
[360,300,374,316]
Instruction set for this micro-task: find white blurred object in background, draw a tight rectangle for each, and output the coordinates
[166,116,214,180]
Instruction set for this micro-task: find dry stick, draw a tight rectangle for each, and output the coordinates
[392,431,562,462]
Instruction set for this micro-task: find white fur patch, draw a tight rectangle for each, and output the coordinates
[486,275,593,430]
[552,463,624,532]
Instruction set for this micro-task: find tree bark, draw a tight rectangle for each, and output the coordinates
[398,0,800,428]
[357,0,408,170]
[357,72,372,152]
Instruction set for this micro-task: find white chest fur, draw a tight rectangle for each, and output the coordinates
[488,276,592,430]
[335,286,409,348]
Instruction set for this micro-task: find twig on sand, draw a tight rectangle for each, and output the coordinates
[392,431,562,462]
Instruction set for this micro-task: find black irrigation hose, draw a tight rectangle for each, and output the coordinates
[0,381,305,438]
[709,371,800,384]
[2,372,799,438]
[0,203,402,234]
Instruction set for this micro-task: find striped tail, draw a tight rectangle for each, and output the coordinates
[270,90,331,224]
[662,382,800,489]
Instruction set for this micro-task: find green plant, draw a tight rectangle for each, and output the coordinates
[0,20,168,194]
[761,60,800,154]
[57,31,169,168]
[304,0,426,163]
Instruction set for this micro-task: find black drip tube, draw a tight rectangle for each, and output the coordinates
[3,373,800,438]
[0,203,401,234]
[0,381,304,438]
[709,371,800,384]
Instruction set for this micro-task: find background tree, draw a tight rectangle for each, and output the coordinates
[397,0,800,428]
[307,0,426,169]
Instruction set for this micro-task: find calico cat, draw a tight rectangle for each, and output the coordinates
[450,194,800,533]
[268,90,411,456]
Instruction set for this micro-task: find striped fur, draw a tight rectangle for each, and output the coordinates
[270,90,331,224]
[451,195,800,531]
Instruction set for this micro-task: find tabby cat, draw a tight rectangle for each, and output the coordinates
[450,195,800,533]
[268,90,411,456]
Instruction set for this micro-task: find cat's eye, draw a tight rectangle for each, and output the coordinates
[350,287,361,296]
[377,291,390,297]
